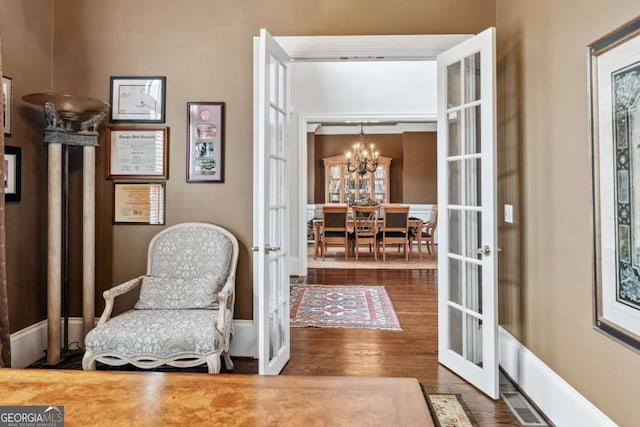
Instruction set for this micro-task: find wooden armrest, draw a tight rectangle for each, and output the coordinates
[97,276,144,325]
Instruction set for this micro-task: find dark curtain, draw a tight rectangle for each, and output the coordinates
[0,36,12,367]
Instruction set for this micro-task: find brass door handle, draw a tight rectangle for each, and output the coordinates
[476,245,491,256]
[265,244,281,254]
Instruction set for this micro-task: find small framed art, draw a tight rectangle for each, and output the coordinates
[106,126,169,179]
[186,102,224,183]
[4,145,21,202]
[109,76,166,123]
[113,182,165,225]
[2,76,12,135]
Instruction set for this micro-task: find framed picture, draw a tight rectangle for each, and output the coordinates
[4,145,20,202]
[106,126,169,179]
[2,76,11,135]
[590,15,640,351]
[186,102,224,182]
[113,182,165,225]
[109,76,166,123]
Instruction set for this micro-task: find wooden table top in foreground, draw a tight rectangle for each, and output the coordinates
[0,369,434,426]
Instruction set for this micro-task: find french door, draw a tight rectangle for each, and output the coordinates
[436,27,499,398]
[253,28,291,375]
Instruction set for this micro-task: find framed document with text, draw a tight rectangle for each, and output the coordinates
[106,127,168,179]
[113,182,165,225]
[109,76,166,123]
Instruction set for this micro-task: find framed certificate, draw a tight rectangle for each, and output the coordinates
[109,76,166,123]
[106,127,168,179]
[113,182,165,224]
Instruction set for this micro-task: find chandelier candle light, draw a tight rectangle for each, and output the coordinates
[346,123,379,176]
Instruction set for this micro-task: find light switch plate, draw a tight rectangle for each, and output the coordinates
[504,204,513,223]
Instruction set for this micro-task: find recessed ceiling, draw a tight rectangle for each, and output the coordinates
[310,122,437,135]
[275,34,472,61]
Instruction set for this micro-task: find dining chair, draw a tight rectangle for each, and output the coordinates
[410,205,438,259]
[321,204,349,260]
[350,205,380,261]
[377,204,410,261]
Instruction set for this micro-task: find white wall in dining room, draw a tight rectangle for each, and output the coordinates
[291,61,437,117]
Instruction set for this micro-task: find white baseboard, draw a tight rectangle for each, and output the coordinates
[10,320,48,368]
[499,327,616,427]
[290,256,306,277]
[10,318,256,368]
[230,320,256,358]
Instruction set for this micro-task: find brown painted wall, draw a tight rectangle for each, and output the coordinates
[307,133,315,204]
[402,132,437,204]
[312,132,435,204]
[496,1,640,424]
[313,134,403,203]
[0,1,53,332]
[50,0,494,320]
[2,0,495,327]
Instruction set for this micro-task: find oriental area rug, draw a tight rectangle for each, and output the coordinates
[290,285,401,330]
[426,393,479,427]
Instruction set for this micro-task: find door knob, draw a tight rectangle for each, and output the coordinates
[265,244,281,254]
[476,245,491,256]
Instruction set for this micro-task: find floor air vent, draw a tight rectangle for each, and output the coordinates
[501,392,548,426]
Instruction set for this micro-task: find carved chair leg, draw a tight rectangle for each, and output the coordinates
[81,352,96,371]
[206,354,222,374]
[223,351,234,371]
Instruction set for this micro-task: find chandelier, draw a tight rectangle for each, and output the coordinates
[346,123,379,176]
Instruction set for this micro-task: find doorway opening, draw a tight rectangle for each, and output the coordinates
[297,115,438,275]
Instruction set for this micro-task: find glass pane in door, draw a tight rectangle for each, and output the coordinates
[449,306,463,356]
[447,61,461,108]
[448,111,462,156]
[464,52,481,103]
[465,315,483,367]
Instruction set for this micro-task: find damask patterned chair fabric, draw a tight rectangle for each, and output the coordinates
[82,222,239,374]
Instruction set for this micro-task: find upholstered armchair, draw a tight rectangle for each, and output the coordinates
[82,222,239,374]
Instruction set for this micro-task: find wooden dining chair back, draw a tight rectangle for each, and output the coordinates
[410,205,438,259]
[377,205,410,261]
[424,205,438,255]
[351,205,380,261]
[321,204,349,260]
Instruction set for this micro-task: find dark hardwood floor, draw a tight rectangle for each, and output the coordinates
[280,268,522,426]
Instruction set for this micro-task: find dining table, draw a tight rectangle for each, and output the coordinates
[312,217,423,259]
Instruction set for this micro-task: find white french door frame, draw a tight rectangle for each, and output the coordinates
[253,29,291,375]
[436,27,499,399]
[252,34,500,387]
